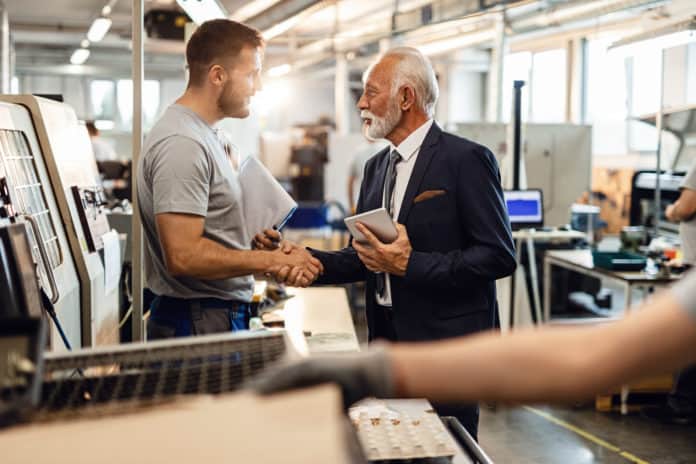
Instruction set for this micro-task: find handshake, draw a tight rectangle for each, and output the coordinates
[253,229,323,287]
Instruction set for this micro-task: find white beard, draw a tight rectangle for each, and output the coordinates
[361,102,402,141]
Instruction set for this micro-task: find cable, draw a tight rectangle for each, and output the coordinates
[40,288,73,351]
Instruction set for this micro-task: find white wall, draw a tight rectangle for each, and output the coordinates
[219,75,336,159]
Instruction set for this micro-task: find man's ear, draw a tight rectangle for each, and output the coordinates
[208,64,226,87]
[400,85,416,111]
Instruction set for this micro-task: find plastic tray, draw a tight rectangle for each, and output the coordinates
[592,251,646,271]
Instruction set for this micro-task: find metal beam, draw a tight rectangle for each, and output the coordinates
[245,0,324,32]
[131,0,144,342]
[0,1,10,93]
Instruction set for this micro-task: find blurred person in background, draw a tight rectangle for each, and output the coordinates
[86,121,118,162]
[643,158,696,425]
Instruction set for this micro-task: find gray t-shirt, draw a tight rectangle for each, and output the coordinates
[680,163,696,265]
[137,104,253,302]
[672,270,696,321]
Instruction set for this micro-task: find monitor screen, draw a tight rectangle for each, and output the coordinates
[504,190,544,229]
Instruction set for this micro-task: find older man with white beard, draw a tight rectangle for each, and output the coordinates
[307,47,516,439]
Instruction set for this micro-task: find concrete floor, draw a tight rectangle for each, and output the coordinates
[479,405,696,464]
[346,284,696,464]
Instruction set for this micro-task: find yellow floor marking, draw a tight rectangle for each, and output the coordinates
[523,406,651,464]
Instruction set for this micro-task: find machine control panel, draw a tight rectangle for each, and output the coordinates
[70,185,110,253]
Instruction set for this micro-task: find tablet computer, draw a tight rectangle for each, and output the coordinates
[344,207,398,243]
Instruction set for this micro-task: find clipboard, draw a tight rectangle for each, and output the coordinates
[239,156,297,238]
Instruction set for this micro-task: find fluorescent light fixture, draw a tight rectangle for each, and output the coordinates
[94,119,115,131]
[70,48,90,65]
[267,63,291,77]
[609,19,696,56]
[176,0,228,25]
[87,17,112,42]
[80,39,90,48]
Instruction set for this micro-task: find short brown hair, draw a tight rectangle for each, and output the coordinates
[185,19,264,87]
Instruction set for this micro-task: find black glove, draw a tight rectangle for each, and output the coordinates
[251,346,394,409]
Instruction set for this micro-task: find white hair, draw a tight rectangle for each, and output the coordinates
[364,47,439,118]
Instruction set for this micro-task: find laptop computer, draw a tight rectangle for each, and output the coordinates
[504,189,544,231]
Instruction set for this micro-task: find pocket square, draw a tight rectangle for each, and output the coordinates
[413,189,447,203]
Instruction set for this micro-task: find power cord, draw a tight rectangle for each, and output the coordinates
[40,288,73,351]
[39,288,84,378]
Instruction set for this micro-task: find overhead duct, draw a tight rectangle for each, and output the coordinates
[509,0,668,33]
[244,0,325,33]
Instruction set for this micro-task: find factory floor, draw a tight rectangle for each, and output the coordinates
[479,405,696,464]
[346,284,696,464]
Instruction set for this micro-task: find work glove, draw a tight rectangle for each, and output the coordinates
[251,346,394,409]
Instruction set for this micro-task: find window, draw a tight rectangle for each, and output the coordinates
[627,50,662,153]
[502,48,567,123]
[90,80,116,120]
[501,51,531,122]
[530,48,567,123]
[117,79,161,128]
[586,38,628,155]
[0,130,62,270]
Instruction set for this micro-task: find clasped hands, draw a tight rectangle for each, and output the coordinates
[252,221,412,286]
[253,229,323,287]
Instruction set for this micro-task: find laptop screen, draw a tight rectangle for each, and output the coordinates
[504,190,544,229]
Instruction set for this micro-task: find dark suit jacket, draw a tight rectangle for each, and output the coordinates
[312,123,516,342]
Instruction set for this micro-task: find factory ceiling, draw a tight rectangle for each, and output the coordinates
[4,0,695,77]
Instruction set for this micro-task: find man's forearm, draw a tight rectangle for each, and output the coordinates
[389,291,696,404]
[310,247,367,285]
[169,236,273,280]
[390,327,603,404]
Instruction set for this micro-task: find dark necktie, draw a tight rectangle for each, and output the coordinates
[376,149,400,299]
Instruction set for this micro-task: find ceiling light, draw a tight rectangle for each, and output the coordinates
[87,17,112,42]
[101,5,112,15]
[267,63,291,77]
[70,48,90,65]
[80,39,90,48]
[176,0,228,25]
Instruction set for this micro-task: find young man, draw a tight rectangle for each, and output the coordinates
[137,20,321,340]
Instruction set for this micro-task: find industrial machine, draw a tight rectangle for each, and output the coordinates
[0,222,47,427]
[0,95,120,349]
[0,100,81,351]
[0,218,493,462]
[629,170,685,236]
[452,122,592,227]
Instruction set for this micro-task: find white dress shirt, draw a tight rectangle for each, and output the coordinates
[376,119,434,307]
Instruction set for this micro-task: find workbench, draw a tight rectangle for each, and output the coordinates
[542,249,681,414]
[269,286,361,356]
